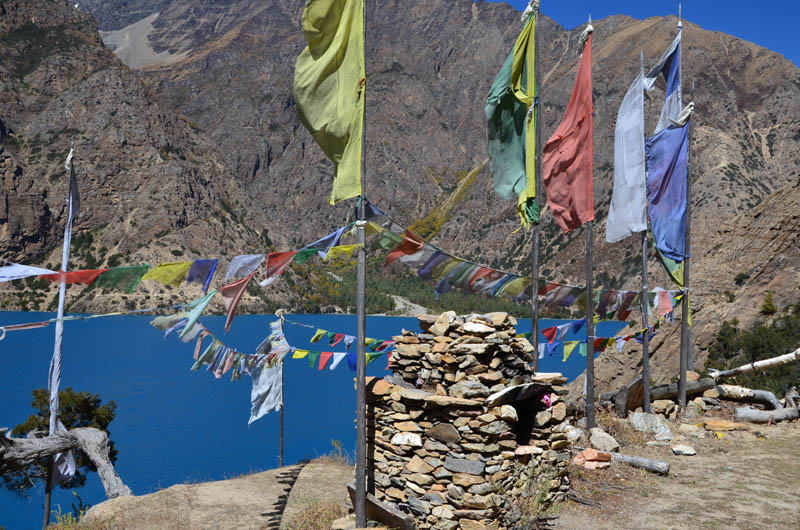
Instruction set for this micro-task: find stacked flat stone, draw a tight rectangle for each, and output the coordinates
[366,311,572,530]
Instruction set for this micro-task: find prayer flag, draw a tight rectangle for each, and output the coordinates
[606,71,646,243]
[310,329,326,343]
[323,244,361,261]
[571,319,586,334]
[95,265,150,293]
[556,323,571,341]
[563,341,579,362]
[249,362,283,424]
[293,349,309,359]
[385,231,425,266]
[578,342,587,357]
[330,352,347,370]
[542,326,558,344]
[318,351,333,370]
[307,350,321,368]
[226,254,265,282]
[656,246,684,287]
[542,30,594,233]
[260,251,298,287]
[344,334,356,350]
[180,290,218,340]
[142,262,193,288]
[0,262,57,282]
[186,259,218,293]
[366,351,383,364]
[646,122,689,262]
[644,31,682,135]
[538,343,545,360]
[546,341,559,357]
[40,269,108,285]
[294,0,365,204]
[347,351,357,371]
[301,226,348,259]
[293,248,319,265]
[220,271,256,332]
[330,333,345,347]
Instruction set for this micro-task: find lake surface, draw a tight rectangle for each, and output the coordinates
[0,311,625,529]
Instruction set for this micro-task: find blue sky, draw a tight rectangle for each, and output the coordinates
[491,0,800,67]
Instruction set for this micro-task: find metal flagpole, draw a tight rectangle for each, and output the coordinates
[530,1,542,371]
[279,367,284,467]
[44,149,77,529]
[354,0,368,525]
[583,15,595,430]
[677,3,688,408]
[639,51,651,413]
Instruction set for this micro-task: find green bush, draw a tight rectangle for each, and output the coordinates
[760,291,777,316]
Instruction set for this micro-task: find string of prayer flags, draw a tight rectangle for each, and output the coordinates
[226,254,265,282]
[186,260,218,293]
[142,262,193,288]
[301,226,349,259]
[180,290,218,340]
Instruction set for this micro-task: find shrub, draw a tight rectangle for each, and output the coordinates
[760,291,777,316]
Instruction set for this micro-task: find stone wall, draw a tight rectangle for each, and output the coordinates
[366,311,572,530]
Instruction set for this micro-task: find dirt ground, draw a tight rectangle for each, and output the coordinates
[76,418,799,530]
[556,420,800,530]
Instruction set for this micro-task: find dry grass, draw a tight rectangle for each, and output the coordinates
[284,500,347,530]
[595,407,646,447]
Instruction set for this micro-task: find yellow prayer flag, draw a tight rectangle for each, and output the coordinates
[294,0,365,205]
[141,262,193,288]
[293,349,309,359]
[323,244,363,261]
[563,341,578,362]
[511,12,537,226]
[310,329,326,343]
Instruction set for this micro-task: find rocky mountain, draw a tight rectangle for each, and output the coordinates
[3,0,800,391]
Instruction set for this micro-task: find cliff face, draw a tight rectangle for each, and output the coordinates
[0,0,276,313]
[3,0,800,387]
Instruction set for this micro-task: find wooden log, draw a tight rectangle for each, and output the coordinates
[611,375,643,417]
[708,348,800,380]
[347,483,415,530]
[649,378,716,401]
[1,427,131,499]
[574,446,669,475]
[716,384,783,410]
[734,406,799,424]
[785,386,798,409]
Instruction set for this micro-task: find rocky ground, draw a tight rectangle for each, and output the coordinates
[70,399,799,530]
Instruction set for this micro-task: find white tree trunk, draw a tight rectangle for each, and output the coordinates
[708,348,800,380]
[1,427,131,498]
[734,407,799,424]
[716,384,783,410]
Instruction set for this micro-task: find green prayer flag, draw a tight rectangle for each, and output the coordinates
[578,342,587,357]
[366,351,383,364]
[293,248,319,265]
[307,350,321,368]
[294,0,365,205]
[95,265,150,293]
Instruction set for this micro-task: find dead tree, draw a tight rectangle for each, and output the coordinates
[1,427,131,499]
[715,384,783,410]
[708,348,800,380]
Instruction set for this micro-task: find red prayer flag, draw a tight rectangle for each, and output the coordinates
[593,337,607,352]
[262,251,297,285]
[40,269,109,285]
[385,231,425,266]
[467,267,495,292]
[542,33,594,233]
[318,351,333,370]
[542,327,558,344]
[330,333,345,347]
[220,271,256,332]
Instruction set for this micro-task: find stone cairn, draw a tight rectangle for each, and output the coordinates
[365,311,572,530]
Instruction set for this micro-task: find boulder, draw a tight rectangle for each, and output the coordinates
[426,423,461,444]
[629,411,673,440]
[589,427,619,452]
[463,321,495,335]
[671,444,696,456]
[449,380,490,399]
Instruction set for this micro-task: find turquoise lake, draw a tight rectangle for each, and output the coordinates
[0,311,626,529]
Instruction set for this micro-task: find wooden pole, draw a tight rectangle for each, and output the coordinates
[354,0,368,525]
[676,5,688,408]
[279,366,284,467]
[585,221,595,429]
[685,81,694,373]
[639,51,651,413]
[530,2,542,371]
